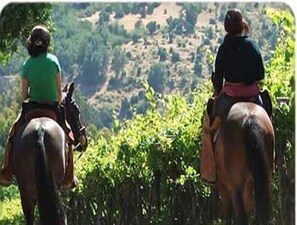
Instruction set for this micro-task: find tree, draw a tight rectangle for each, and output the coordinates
[148,62,168,93]
[140,7,147,18]
[158,47,168,62]
[184,3,200,34]
[132,33,141,44]
[99,10,110,23]
[146,21,157,35]
[166,16,176,32]
[0,3,53,64]
[111,46,127,78]
[175,18,184,35]
[171,51,180,63]
[206,26,214,39]
[168,32,174,44]
[77,33,109,86]
[194,55,202,76]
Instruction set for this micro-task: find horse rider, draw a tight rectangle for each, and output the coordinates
[201,9,272,184]
[0,25,77,189]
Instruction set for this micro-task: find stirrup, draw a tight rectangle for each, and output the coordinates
[0,169,12,186]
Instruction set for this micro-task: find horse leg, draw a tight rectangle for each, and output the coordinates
[231,188,248,225]
[20,194,36,225]
[217,184,232,225]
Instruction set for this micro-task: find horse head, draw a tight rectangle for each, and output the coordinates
[62,82,88,152]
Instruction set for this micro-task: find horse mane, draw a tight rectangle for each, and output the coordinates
[35,126,67,225]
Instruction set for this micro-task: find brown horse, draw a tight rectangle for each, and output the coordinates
[214,102,274,225]
[13,83,87,225]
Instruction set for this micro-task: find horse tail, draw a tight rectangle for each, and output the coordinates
[242,115,271,223]
[35,126,66,225]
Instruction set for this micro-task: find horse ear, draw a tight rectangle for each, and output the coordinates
[68,82,75,98]
[62,84,69,92]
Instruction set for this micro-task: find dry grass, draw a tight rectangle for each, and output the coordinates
[81,3,219,107]
[82,3,183,30]
[112,3,182,31]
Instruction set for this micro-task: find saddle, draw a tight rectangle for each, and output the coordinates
[25,108,57,121]
[22,102,73,145]
[207,90,273,127]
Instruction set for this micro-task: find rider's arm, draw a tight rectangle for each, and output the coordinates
[252,41,265,81]
[55,72,62,104]
[214,45,224,94]
[22,78,29,101]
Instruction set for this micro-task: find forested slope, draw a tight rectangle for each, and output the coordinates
[0,3,294,225]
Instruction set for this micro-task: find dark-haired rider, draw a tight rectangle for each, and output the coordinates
[201,9,272,184]
[0,25,77,189]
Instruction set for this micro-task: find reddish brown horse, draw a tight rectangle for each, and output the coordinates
[13,83,87,225]
[214,102,274,225]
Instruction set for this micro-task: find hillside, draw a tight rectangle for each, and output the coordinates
[0,4,294,224]
[0,2,288,129]
[75,2,281,118]
[0,76,18,94]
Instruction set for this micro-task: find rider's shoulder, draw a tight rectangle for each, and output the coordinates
[45,53,59,61]
[243,36,258,48]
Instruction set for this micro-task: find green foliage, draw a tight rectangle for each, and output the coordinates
[148,62,168,93]
[146,21,158,35]
[165,3,203,35]
[0,197,23,224]
[157,47,168,62]
[194,55,202,76]
[52,4,94,77]
[111,46,127,78]
[63,82,212,224]
[171,50,180,63]
[206,26,214,39]
[0,78,21,155]
[73,89,104,130]
[0,4,294,224]
[76,28,110,86]
[0,46,27,76]
[184,3,201,34]
[99,10,110,23]
[0,3,53,64]
[166,16,175,33]
[262,8,295,225]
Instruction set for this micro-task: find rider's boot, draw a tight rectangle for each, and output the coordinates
[0,111,25,187]
[62,143,78,189]
[0,105,28,186]
[200,113,216,185]
[0,137,13,186]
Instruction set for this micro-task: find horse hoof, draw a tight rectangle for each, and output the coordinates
[62,176,78,190]
[71,176,79,189]
[0,178,12,186]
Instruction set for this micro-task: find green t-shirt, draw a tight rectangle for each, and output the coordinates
[21,53,61,102]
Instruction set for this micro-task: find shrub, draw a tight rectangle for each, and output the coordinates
[171,51,180,63]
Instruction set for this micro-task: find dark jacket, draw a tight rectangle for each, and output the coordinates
[214,34,264,93]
